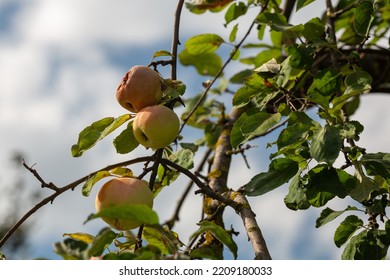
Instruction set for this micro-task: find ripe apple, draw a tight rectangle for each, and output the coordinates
[133,105,180,149]
[116,65,164,112]
[95,177,153,230]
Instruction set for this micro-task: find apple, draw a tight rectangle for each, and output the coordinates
[133,105,180,149]
[116,65,164,112]
[95,177,153,230]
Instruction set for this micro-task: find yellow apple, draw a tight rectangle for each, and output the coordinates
[133,105,180,149]
[116,65,164,112]
[95,177,153,230]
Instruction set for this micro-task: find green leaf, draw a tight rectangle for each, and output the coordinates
[191,221,238,259]
[244,158,299,196]
[342,229,388,259]
[179,48,222,76]
[306,165,356,207]
[354,0,374,37]
[186,0,233,14]
[190,247,221,260]
[113,122,139,154]
[256,12,303,36]
[287,45,314,69]
[340,120,364,141]
[85,204,159,226]
[307,69,341,108]
[53,238,89,260]
[143,225,180,255]
[284,172,311,210]
[232,86,258,107]
[334,215,363,248]
[241,112,281,138]
[71,114,131,157]
[63,232,94,244]
[163,79,187,99]
[185,34,225,55]
[331,71,372,113]
[88,228,118,258]
[152,50,172,59]
[315,206,359,228]
[296,0,316,12]
[230,108,281,148]
[310,124,342,165]
[341,230,365,260]
[158,148,194,186]
[225,2,247,25]
[302,17,325,43]
[82,171,111,197]
[361,152,390,179]
[229,23,239,42]
[110,167,134,177]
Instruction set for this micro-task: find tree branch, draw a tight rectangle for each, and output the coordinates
[0,156,154,249]
[230,191,272,260]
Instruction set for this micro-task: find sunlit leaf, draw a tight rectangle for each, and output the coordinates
[225,2,247,25]
[231,108,281,148]
[110,167,133,177]
[63,232,94,244]
[72,114,131,157]
[82,170,111,197]
[152,50,172,59]
[113,122,139,154]
[88,228,118,258]
[179,49,222,76]
[186,0,233,14]
[185,33,225,55]
[229,23,239,42]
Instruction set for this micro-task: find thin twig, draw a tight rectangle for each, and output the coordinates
[170,0,185,80]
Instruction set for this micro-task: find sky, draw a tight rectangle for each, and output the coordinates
[0,0,389,260]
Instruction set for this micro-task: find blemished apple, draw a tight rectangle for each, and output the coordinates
[116,65,164,113]
[133,105,180,149]
[95,177,153,230]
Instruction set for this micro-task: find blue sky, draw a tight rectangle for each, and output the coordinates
[0,0,389,260]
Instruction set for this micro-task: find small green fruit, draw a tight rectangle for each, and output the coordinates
[133,105,180,149]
